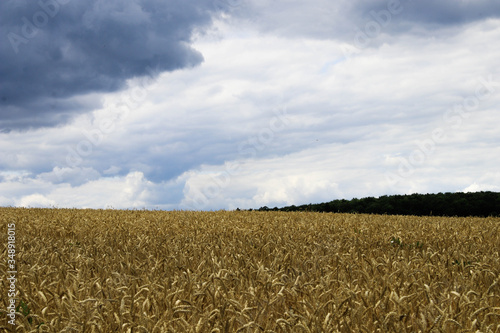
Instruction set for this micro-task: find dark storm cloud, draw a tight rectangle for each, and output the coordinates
[0,0,227,130]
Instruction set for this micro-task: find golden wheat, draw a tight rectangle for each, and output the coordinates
[0,208,499,332]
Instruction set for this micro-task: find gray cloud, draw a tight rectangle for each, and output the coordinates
[238,0,500,41]
[383,0,500,25]
[0,0,227,130]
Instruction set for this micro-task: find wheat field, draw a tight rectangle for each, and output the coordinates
[0,208,499,332]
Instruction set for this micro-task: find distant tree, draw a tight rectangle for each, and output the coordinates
[269,191,500,217]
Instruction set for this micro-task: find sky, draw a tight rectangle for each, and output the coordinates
[1,0,500,210]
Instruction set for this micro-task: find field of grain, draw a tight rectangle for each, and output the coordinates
[1,208,499,332]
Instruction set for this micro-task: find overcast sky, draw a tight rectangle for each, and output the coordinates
[1,0,500,210]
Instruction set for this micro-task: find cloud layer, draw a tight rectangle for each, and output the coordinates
[238,0,500,39]
[0,0,231,130]
[1,1,500,210]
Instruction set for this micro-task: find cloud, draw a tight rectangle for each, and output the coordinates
[236,0,500,42]
[17,193,56,208]
[1,3,500,210]
[0,170,181,209]
[463,182,500,193]
[37,166,101,186]
[385,0,500,25]
[0,0,229,131]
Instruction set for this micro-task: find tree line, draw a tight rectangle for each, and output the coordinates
[254,191,500,217]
